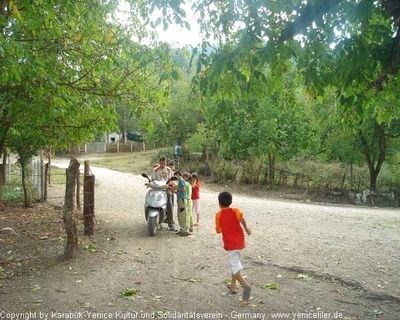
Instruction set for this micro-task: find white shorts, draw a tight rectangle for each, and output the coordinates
[192,199,200,214]
[227,250,243,275]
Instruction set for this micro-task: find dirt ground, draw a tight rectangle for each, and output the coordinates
[1,157,400,320]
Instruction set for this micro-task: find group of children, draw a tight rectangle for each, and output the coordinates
[152,156,252,304]
[168,170,200,236]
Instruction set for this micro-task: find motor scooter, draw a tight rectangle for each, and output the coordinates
[141,173,177,236]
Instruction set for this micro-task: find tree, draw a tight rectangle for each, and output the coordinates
[130,0,400,189]
[353,94,400,190]
[1,0,177,161]
[142,0,400,93]
[6,127,42,208]
[137,53,203,150]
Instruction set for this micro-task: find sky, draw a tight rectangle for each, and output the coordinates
[116,1,202,47]
[157,23,202,47]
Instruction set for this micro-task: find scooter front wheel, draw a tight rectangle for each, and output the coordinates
[148,216,157,236]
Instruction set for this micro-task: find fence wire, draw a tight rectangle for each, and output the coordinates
[2,160,46,202]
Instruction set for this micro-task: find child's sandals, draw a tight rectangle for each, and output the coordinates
[226,284,237,294]
[239,286,252,306]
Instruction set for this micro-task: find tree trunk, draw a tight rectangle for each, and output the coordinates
[199,145,207,162]
[359,125,386,191]
[0,150,5,203]
[268,153,275,187]
[63,158,80,260]
[0,150,6,186]
[21,163,29,208]
[350,163,353,187]
[47,147,52,185]
[369,169,379,191]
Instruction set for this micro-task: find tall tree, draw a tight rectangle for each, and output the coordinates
[0,0,176,159]
[129,0,400,189]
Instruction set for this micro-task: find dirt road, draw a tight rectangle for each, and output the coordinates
[1,159,399,320]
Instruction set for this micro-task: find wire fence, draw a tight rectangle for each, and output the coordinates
[1,158,84,208]
[62,141,146,154]
[1,159,46,202]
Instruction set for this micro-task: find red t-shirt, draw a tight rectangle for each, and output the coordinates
[191,181,200,200]
[215,207,245,251]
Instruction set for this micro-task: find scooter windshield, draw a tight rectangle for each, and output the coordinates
[150,180,167,190]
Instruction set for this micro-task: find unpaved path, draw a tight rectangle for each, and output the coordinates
[1,158,400,320]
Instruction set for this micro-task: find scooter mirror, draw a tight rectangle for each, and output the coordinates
[141,173,148,178]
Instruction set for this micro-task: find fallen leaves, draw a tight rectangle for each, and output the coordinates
[259,283,278,290]
[31,284,41,292]
[85,244,97,253]
[223,278,240,289]
[120,288,138,297]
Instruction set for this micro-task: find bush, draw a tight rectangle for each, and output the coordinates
[2,185,24,200]
[190,155,389,192]
[207,160,238,183]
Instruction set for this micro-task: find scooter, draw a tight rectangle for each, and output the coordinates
[141,173,177,236]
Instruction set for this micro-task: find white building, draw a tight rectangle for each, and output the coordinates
[104,131,121,143]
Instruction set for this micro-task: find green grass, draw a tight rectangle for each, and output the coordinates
[87,150,157,175]
[49,150,159,184]
[48,167,73,184]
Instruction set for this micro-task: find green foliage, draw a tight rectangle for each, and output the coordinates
[136,57,205,150]
[4,0,400,193]
[1,185,23,201]
[208,160,238,183]
[241,158,268,185]
[1,163,37,203]
[185,123,217,155]
[152,148,175,165]
[116,1,400,190]
[1,0,177,163]
[378,164,400,190]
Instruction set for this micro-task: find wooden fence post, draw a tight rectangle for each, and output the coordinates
[76,169,81,210]
[63,158,80,260]
[83,160,95,236]
[44,163,48,201]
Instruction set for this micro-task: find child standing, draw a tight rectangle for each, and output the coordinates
[183,172,193,232]
[191,173,201,226]
[170,170,190,236]
[215,191,252,304]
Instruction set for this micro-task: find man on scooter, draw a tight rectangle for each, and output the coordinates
[151,156,177,231]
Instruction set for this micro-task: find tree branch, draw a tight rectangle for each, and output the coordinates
[278,0,341,42]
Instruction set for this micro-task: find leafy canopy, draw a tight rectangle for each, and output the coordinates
[1,0,179,157]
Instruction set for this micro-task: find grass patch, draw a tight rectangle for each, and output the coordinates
[49,167,69,184]
[49,150,159,185]
[84,150,157,175]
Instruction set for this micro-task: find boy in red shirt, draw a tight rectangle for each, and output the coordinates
[215,191,252,304]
